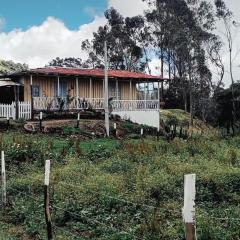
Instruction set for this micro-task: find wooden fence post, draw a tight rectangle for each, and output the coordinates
[182,174,197,240]
[114,123,117,137]
[6,116,10,129]
[76,113,80,129]
[39,112,43,132]
[141,128,144,138]
[1,150,6,207]
[44,160,53,240]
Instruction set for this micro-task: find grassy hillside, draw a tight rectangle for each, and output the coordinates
[161,109,219,136]
[0,129,239,239]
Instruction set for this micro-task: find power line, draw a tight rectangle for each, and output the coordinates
[58,181,181,214]
[52,204,143,240]
[208,216,240,221]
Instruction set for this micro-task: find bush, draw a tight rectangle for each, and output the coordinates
[61,126,79,135]
[5,142,44,166]
[165,116,179,127]
[85,145,112,161]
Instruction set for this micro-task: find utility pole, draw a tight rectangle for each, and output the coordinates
[104,41,110,137]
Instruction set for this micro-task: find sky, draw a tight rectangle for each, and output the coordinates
[0,0,239,87]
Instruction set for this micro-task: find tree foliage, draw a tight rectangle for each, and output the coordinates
[47,57,89,68]
[0,59,28,74]
[82,8,148,71]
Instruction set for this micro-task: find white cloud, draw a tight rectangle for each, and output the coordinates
[0,0,148,69]
[0,16,106,68]
[108,0,148,17]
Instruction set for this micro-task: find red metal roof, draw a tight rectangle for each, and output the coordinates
[28,67,164,81]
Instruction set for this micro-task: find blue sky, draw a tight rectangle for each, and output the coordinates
[0,0,107,32]
[0,0,238,86]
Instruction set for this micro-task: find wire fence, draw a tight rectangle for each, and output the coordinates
[3,177,240,240]
[1,149,240,239]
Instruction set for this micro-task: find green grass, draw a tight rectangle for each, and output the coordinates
[0,130,239,239]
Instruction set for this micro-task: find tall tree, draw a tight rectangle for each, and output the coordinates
[82,8,148,71]
[215,0,237,134]
[144,0,216,124]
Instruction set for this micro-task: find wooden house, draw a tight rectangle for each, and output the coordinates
[0,67,167,119]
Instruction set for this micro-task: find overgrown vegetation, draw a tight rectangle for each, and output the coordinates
[0,129,239,239]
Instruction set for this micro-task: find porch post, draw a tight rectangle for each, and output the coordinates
[103,79,105,98]
[147,80,149,100]
[129,79,132,100]
[14,85,19,120]
[57,76,60,97]
[75,77,79,99]
[158,81,160,108]
[144,81,147,109]
[76,77,79,109]
[89,77,93,101]
[30,75,34,120]
[161,81,164,101]
[116,79,119,100]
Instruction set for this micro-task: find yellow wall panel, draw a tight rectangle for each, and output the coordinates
[23,75,137,101]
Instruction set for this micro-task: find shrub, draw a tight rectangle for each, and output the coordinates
[165,116,179,127]
[5,142,44,166]
[61,126,79,135]
[85,145,112,161]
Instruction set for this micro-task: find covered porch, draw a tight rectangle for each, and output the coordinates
[28,68,166,112]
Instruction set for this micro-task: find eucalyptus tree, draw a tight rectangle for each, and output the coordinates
[144,0,218,124]
[82,8,147,71]
[214,0,237,134]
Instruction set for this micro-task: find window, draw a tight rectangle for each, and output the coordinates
[54,80,67,97]
[33,85,40,97]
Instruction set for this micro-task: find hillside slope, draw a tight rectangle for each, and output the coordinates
[0,131,239,239]
[160,109,219,137]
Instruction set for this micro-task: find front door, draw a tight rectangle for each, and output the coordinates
[54,79,67,97]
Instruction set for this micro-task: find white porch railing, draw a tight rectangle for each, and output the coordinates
[33,97,105,111]
[33,97,160,111]
[112,100,159,111]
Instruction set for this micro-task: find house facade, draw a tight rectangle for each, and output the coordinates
[0,67,167,121]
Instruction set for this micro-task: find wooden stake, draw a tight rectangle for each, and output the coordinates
[182,174,197,240]
[6,116,10,129]
[44,160,53,240]
[77,113,80,128]
[141,128,144,139]
[114,123,117,137]
[1,151,6,207]
[39,112,43,132]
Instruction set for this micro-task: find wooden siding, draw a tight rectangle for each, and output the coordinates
[23,75,137,100]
